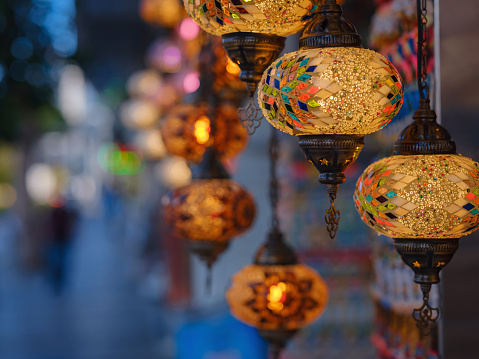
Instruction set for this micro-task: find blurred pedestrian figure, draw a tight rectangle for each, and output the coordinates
[46,202,77,294]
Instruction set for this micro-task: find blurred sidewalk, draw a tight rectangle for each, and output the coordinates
[0,215,162,359]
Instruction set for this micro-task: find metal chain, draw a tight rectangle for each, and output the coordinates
[269,128,280,232]
[417,0,429,99]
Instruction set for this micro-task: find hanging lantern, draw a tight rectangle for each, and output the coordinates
[258,0,404,239]
[183,0,320,134]
[159,102,248,162]
[227,238,328,357]
[354,0,476,335]
[227,129,328,358]
[163,147,256,270]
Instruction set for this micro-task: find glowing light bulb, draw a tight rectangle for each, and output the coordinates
[194,116,211,144]
[226,58,241,76]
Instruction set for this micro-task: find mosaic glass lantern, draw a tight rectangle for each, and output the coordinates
[163,170,256,268]
[226,230,328,357]
[227,129,328,358]
[159,102,248,162]
[354,100,479,333]
[183,0,320,134]
[258,0,404,239]
[354,0,477,334]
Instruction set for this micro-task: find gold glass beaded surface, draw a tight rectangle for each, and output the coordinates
[226,264,328,330]
[258,47,404,135]
[183,0,318,37]
[163,179,256,242]
[160,103,248,162]
[354,155,479,238]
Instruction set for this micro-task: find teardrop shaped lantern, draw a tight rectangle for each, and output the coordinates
[183,0,320,133]
[354,0,478,335]
[227,129,328,358]
[259,0,404,238]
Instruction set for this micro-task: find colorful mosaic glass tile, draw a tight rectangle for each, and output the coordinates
[184,0,319,36]
[258,47,404,135]
[354,155,479,239]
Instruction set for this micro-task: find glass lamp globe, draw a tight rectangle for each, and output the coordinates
[354,154,479,239]
[183,0,318,37]
[159,103,248,162]
[226,263,328,331]
[163,179,256,266]
[259,47,403,136]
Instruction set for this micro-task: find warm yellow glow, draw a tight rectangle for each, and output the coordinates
[226,264,329,331]
[194,116,210,144]
[226,58,241,76]
[268,282,286,302]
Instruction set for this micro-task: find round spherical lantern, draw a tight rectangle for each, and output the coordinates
[163,179,256,266]
[259,47,403,135]
[354,154,479,239]
[183,0,318,37]
[159,103,248,162]
[257,0,404,239]
[227,264,328,330]
[353,97,477,334]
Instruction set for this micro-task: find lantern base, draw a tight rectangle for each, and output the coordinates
[222,33,285,135]
[393,238,459,285]
[298,134,364,239]
[188,240,230,268]
[394,237,459,335]
[222,33,286,97]
[258,328,297,359]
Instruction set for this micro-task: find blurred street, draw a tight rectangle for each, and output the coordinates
[0,214,162,359]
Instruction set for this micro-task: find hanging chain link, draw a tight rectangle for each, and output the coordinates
[417,0,429,99]
[269,128,280,232]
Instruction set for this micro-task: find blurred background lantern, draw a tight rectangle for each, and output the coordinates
[120,99,161,130]
[354,0,477,335]
[163,177,256,268]
[162,37,256,276]
[134,129,167,160]
[183,0,320,134]
[159,102,248,162]
[227,129,328,358]
[140,0,184,28]
[259,0,404,239]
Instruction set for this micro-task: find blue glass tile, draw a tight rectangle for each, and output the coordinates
[298,101,308,111]
[385,191,397,198]
[297,74,311,81]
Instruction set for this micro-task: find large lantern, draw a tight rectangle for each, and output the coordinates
[354,0,476,334]
[259,0,404,238]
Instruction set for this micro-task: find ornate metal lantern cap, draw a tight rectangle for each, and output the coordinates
[393,99,456,155]
[299,0,362,49]
[254,230,298,266]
